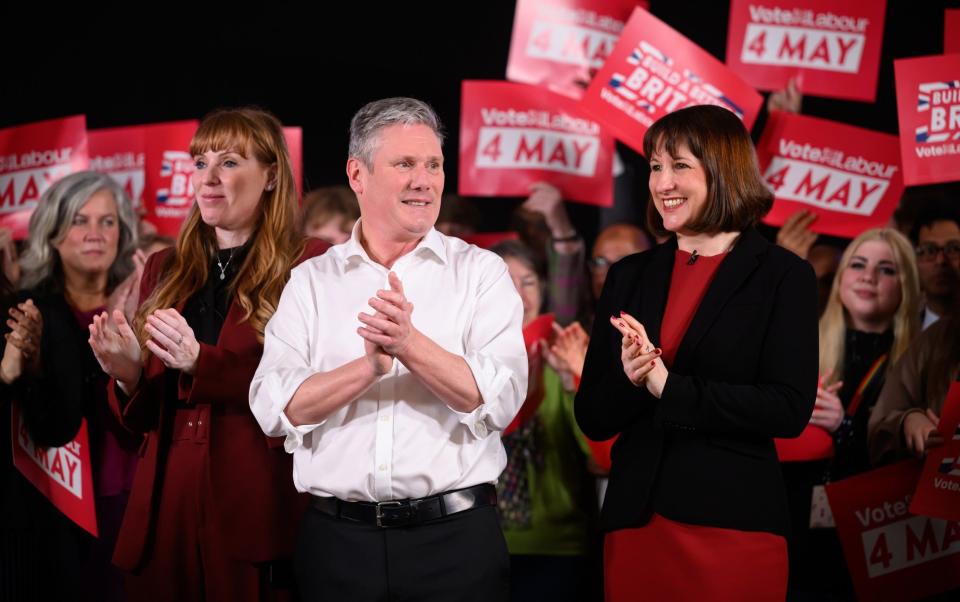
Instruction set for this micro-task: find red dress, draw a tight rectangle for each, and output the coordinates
[605,249,788,602]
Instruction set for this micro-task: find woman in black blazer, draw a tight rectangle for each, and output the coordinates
[574,105,818,601]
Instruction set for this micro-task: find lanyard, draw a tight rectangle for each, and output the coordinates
[845,353,888,417]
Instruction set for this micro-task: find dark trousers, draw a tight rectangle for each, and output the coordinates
[296,504,509,602]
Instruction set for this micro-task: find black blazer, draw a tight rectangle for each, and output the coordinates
[574,229,818,536]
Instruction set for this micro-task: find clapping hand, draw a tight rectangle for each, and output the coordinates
[610,312,663,390]
[809,369,844,432]
[1,299,42,383]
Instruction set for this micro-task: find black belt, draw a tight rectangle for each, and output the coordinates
[310,483,497,528]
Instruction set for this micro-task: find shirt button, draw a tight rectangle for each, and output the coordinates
[476,422,487,437]
[381,415,390,422]
[378,464,387,471]
[187,421,194,427]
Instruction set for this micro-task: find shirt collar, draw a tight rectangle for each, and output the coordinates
[341,218,448,267]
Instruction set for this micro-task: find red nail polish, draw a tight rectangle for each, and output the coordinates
[619,311,625,316]
[655,348,662,355]
[650,361,656,367]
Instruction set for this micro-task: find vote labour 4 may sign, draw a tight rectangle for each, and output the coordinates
[909,382,960,523]
[0,116,88,239]
[11,406,98,537]
[506,0,644,100]
[826,460,960,601]
[89,126,146,212]
[895,54,960,186]
[757,111,902,239]
[143,121,199,237]
[581,7,762,155]
[726,0,886,102]
[459,81,614,207]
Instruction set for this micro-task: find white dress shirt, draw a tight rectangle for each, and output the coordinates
[250,224,527,502]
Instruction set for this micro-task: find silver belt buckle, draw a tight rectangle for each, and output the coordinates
[376,501,403,527]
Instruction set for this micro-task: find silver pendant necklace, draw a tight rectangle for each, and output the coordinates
[216,249,236,280]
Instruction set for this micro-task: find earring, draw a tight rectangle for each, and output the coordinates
[265,182,275,191]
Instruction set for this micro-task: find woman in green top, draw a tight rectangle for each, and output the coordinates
[491,239,599,602]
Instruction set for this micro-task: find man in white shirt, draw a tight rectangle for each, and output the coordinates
[250,97,527,601]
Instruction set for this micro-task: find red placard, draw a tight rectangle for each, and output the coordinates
[946,10,960,55]
[826,461,960,602]
[775,424,834,462]
[505,313,556,436]
[895,54,960,186]
[11,406,98,537]
[459,81,614,207]
[725,0,886,102]
[581,7,763,154]
[89,126,146,212]
[910,382,960,523]
[506,0,644,100]
[283,126,303,199]
[523,312,555,351]
[462,231,520,249]
[0,116,88,239]
[142,121,198,237]
[757,111,903,239]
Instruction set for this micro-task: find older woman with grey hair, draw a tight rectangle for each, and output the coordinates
[3,170,142,601]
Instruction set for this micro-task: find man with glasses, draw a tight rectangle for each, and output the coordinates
[909,204,960,329]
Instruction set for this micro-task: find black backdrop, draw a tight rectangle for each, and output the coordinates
[1,1,957,235]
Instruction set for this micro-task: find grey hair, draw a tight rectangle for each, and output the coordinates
[348,97,444,168]
[19,170,139,292]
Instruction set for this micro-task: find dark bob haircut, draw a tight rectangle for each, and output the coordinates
[642,105,773,237]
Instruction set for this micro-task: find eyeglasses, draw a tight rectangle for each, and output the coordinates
[588,257,614,271]
[915,240,960,263]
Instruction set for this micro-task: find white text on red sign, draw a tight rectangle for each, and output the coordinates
[17,420,83,498]
[741,24,864,73]
[763,158,889,216]
[605,42,744,127]
[916,84,960,153]
[155,150,195,217]
[526,20,618,68]
[475,127,599,177]
[747,5,870,33]
[0,147,74,176]
[0,165,74,213]
[860,515,960,578]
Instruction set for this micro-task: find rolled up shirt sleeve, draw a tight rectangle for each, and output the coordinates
[250,268,323,451]
[456,257,527,437]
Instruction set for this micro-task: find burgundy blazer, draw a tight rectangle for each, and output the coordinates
[108,238,329,571]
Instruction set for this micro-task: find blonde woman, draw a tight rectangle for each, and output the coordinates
[785,227,920,598]
[89,108,327,600]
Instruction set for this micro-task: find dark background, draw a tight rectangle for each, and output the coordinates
[1,1,957,238]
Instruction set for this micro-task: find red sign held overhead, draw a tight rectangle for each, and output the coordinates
[895,54,960,186]
[757,111,903,239]
[580,7,762,155]
[506,0,644,100]
[459,81,614,207]
[142,121,199,237]
[0,116,88,239]
[726,0,886,102]
[946,10,960,55]
[89,126,146,212]
[826,461,960,602]
[11,406,98,537]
